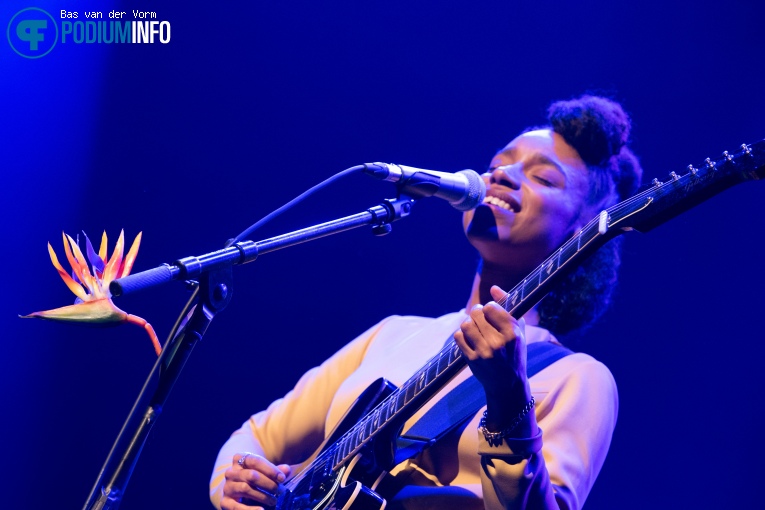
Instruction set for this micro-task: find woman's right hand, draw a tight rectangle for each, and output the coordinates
[220,452,291,509]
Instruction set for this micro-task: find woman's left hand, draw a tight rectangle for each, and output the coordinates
[454,285,534,432]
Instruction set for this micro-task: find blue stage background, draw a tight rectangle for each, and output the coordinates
[2,1,764,508]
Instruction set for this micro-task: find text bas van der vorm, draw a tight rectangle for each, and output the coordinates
[60,10,170,44]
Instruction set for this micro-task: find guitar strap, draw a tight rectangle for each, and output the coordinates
[393,340,573,464]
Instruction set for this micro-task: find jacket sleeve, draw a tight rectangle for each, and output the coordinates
[209,317,396,509]
[477,356,618,510]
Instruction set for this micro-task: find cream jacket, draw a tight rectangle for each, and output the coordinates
[210,312,617,510]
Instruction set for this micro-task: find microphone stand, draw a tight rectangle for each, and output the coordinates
[82,197,414,510]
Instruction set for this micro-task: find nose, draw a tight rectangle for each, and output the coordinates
[489,165,521,190]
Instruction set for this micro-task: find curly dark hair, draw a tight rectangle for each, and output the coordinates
[535,95,643,337]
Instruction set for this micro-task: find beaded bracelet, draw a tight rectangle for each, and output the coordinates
[478,396,535,447]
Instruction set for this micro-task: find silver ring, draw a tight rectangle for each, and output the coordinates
[238,452,253,467]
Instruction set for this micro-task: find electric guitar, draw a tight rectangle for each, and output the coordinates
[275,140,765,510]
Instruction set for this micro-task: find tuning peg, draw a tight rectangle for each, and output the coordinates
[722,151,733,162]
[669,171,679,181]
[741,144,752,155]
[652,178,662,187]
[688,164,698,176]
[705,157,716,170]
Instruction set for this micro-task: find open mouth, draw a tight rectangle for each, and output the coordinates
[482,195,514,211]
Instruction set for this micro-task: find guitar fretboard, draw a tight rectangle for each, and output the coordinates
[327,215,622,472]
[286,140,764,489]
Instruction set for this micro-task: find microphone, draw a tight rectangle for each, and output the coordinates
[363,163,486,211]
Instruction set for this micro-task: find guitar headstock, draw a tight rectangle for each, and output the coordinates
[720,141,765,181]
[607,139,765,233]
[483,138,764,323]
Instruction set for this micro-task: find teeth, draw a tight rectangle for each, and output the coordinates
[483,196,512,210]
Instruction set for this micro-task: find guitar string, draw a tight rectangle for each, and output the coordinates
[283,181,648,492]
[282,149,747,495]
[282,208,607,492]
[283,344,455,492]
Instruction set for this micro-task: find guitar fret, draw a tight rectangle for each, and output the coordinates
[397,387,407,410]
[357,424,365,444]
[561,241,578,266]
[337,439,348,463]
[359,420,368,440]
[345,436,355,457]
[380,399,391,422]
[507,289,519,310]
[404,380,416,404]
[450,342,461,364]
[426,359,439,384]
[415,371,426,394]
[437,349,449,373]
[539,257,558,285]
[333,445,343,466]
[340,437,349,461]
[359,421,367,440]
[445,345,455,364]
[583,222,599,245]
[523,276,537,300]
[385,396,394,418]
[387,401,395,421]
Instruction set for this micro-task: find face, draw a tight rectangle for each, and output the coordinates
[463,129,591,272]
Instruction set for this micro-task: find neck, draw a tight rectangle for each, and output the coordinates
[465,261,540,326]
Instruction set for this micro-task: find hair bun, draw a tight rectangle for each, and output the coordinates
[547,95,630,166]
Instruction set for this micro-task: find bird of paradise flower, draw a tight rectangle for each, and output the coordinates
[21,230,162,356]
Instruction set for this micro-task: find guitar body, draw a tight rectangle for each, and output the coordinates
[277,378,399,510]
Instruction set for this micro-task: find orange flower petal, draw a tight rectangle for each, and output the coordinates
[120,232,142,278]
[103,230,125,283]
[64,233,93,290]
[98,231,108,265]
[66,234,93,279]
[20,298,128,324]
[47,243,88,301]
[62,232,86,285]
[66,233,101,297]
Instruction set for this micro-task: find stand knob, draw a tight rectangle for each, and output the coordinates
[372,224,392,236]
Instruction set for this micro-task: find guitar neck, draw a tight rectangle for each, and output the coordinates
[328,215,625,471]
[315,139,765,474]
[328,139,765,470]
